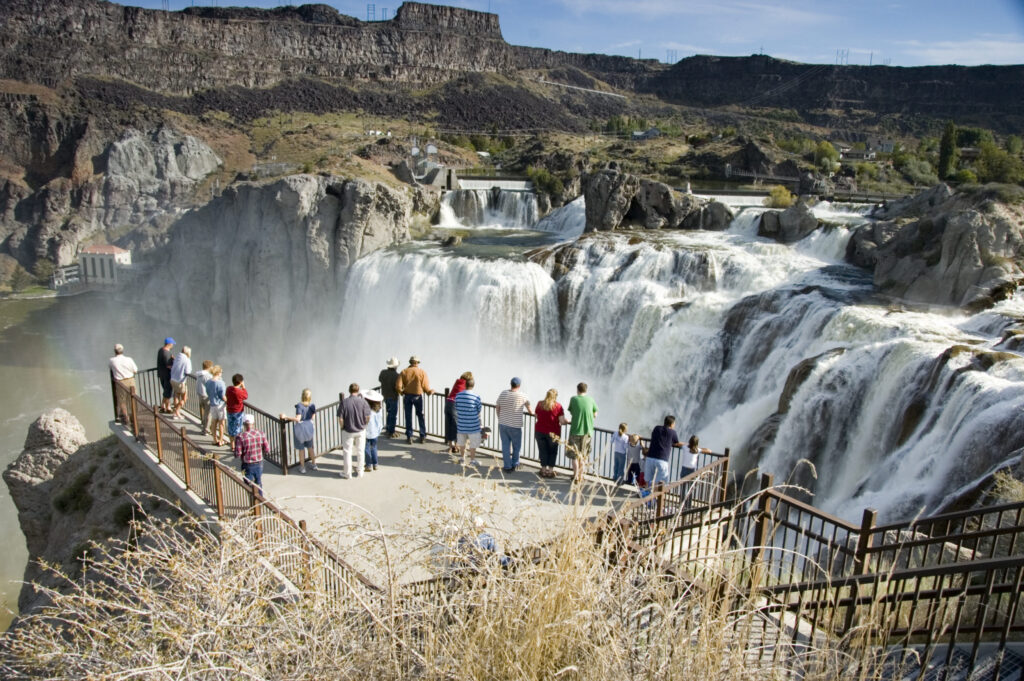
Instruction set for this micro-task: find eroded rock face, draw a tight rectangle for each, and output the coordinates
[0,123,221,269]
[848,186,1024,309]
[582,168,732,232]
[140,174,415,337]
[758,201,820,243]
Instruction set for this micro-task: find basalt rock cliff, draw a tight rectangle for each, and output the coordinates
[582,168,732,232]
[141,174,428,339]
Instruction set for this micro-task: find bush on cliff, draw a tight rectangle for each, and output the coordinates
[764,184,795,208]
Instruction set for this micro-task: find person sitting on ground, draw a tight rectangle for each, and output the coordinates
[225,373,248,449]
[170,345,192,419]
[454,377,483,464]
[207,366,227,446]
[281,389,317,473]
[645,415,683,489]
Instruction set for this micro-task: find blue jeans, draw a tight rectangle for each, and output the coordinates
[365,438,379,467]
[384,397,398,435]
[404,394,425,439]
[242,461,263,495]
[499,424,522,469]
[613,451,626,482]
[679,465,696,479]
[644,458,670,488]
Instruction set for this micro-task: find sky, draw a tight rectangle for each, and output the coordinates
[127,0,1024,67]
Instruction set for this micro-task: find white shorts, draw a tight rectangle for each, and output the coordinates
[209,403,226,420]
[457,432,482,449]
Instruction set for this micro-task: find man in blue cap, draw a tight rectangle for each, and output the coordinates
[157,337,175,413]
[495,376,533,473]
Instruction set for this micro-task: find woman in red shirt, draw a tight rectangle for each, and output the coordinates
[534,388,568,478]
[444,371,472,453]
[225,373,249,449]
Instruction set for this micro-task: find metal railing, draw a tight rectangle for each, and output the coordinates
[113,375,380,607]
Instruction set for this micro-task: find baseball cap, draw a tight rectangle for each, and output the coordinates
[164,337,175,345]
[243,414,255,424]
[511,377,521,387]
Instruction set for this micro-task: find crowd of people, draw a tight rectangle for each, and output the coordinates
[111,343,714,495]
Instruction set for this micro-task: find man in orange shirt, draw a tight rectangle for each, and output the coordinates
[396,355,434,444]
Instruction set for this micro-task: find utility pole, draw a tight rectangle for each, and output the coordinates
[366,3,375,21]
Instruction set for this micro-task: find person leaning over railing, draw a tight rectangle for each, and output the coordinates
[534,388,568,479]
[109,343,138,425]
[207,366,227,447]
[681,435,711,479]
[281,389,317,473]
[194,359,213,436]
[378,357,400,439]
[396,355,434,444]
[644,415,683,489]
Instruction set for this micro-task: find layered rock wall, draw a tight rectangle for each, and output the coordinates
[582,168,732,232]
[141,174,422,337]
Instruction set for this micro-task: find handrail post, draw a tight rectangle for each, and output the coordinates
[251,484,263,545]
[180,427,191,489]
[719,451,730,504]
[279,417,289,476]
[109,372,118,421]
[752,472,774,564]
[154,410,164,465]
[129,387,139,438]
[655,482,665,517]
[213,462,225,519]
[854,508,878,575]
[300,519,312,591]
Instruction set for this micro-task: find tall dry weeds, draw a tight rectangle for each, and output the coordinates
[0,489,900,680]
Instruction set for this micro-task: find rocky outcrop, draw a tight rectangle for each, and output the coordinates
[758,201,821,243]
[141,174,418,338]
[847,186,1024,309]
[582,168,732,232]
[3,410,172,616]
[0,122,221,270]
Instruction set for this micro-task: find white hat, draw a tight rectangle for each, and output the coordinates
[386,357,399,368]
[243,414,255,424]
[364,389,383,402]
[409,355,421,364]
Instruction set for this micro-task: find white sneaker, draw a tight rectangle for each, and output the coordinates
[338,472,349,479]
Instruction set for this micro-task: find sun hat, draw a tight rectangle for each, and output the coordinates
[409,355,420,364]
[364,389,384,402]
[164,337,175,345]
[243,414,255,424]
[386,356,399,368]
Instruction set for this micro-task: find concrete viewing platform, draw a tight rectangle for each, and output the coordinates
[112,409,632,583]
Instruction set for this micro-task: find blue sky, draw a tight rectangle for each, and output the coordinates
[129,0,1024,66]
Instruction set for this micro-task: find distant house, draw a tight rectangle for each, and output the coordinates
[959,147,982,161]
[841,149,877,161]
[78,245,131,285]
[50,264,80,289]
[631,128,661,141]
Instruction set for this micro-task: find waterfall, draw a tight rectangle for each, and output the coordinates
[328,197,1024,521]
[533,197,586,238]
[438,188,539,229]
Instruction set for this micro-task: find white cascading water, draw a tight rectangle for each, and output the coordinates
[336,195,1024,521]
[438,189,539,229]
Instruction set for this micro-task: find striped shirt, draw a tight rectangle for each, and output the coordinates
[454,390,482,433]
[496,389,530,428]
[233,428,269,464]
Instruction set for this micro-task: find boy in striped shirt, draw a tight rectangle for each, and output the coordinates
[454,377,483,463]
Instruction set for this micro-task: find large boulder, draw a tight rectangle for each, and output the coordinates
[583,168,640,232]
[582,168,732,232]
[758,200,820,243]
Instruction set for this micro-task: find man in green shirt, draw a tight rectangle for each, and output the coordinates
[567,382,598,484]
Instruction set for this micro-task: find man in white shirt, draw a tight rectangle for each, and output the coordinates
[170,346,192,419]
[495,377,533,473]
[195,359,213,435]
[109,343,138,425]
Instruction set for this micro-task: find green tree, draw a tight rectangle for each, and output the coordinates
[1006,135,1023,156]
[763,185,795,208]
[8,266,32,292]
[938,122,958,179]
[953,168,978,184]
[813,141,839,167]
[32,259,55,285]
[976,141,1024,184]
[955,126,993,148]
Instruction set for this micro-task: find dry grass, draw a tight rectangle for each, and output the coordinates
[993,470,1024,504]
[0,491,906,680]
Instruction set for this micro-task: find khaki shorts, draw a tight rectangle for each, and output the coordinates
[457,432,482,449]
[566,434,592,460]
[171,380,186,397]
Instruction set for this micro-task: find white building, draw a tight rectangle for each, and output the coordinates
[78,245,131,285]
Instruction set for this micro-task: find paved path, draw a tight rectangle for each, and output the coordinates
[168,413,632,582]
